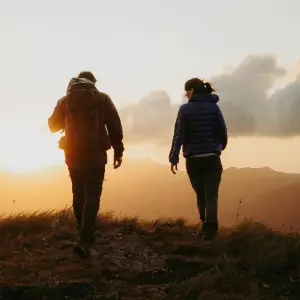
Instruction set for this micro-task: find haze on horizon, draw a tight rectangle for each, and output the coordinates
[1,0,300,174]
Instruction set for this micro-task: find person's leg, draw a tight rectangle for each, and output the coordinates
[79,167,105,245]
[203,169,222,240]
[186,158,206,223]
[68,168,85,230]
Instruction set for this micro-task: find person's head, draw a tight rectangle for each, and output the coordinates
[184,78,215,100]
[77,71,97,84]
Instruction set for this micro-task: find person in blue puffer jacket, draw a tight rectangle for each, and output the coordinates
[169,78,228,240]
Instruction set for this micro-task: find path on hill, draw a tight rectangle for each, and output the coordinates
[0,214,300,299]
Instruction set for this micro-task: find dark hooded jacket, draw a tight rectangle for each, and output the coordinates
[169,94,227,164]
[48,78,124,168]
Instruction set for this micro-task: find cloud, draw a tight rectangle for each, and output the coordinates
[119,54,300,144]
[120,90,180,145]
[267,76,300,136]
[213,54,286,135]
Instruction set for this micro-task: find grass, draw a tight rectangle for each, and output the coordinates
[0,209,300,299]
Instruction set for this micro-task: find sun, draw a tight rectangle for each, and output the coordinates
[0,127,64,174]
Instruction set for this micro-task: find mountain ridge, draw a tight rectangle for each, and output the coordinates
[1,160,299,231]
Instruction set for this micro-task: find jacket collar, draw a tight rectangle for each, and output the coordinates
[189,94,219,103]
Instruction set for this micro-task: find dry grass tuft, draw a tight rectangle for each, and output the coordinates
[0,209,300,299]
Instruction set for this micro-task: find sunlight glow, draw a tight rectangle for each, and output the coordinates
[0,127,64,174]
[1,126,300,175]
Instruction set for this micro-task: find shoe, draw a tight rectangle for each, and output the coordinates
[202,222,218,241]
[73,241,90,259]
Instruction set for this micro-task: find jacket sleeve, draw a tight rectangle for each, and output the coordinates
[105,96,124,158]
[48,97,66,133]
[169,106,185,164]
[215,105,228,150]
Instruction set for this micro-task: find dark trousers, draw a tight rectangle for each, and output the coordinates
[186,155,222,224]
[68,167,105,244]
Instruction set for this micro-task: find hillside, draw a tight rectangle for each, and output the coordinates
[220,167,300,228]
[1,210,300,299]
[245,182,300,231]
[1,160,300,230]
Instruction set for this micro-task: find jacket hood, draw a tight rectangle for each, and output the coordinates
[67,77,95,93]
[189,94,219,103]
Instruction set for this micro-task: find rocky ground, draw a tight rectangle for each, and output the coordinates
[0,209,300,299]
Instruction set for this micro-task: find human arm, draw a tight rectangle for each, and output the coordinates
[169,106,185,173]
[48,97,66,133]
[104,96,124,167]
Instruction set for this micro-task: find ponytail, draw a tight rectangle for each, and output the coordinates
[204,82,215,94]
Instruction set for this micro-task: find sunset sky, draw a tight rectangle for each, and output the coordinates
[1,0,300,173]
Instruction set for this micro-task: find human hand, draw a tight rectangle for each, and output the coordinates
[114,156,122,169]
[171,163,178,174]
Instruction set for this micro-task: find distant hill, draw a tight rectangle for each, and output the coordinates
[219,167,300,228]
[244,182,300,231]
[1,159,300,230]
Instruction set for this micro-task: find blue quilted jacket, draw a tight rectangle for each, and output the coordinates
[169,94,228,164]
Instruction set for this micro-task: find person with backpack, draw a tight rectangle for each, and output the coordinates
[169,78,227,241]
[48,71,124,257]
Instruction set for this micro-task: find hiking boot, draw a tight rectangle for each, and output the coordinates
[73,240,91,259]
[202,222,218,241]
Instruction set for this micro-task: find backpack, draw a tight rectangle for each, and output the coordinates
[64,84,101,157]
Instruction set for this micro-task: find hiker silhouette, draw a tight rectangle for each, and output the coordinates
[169,78,228,241]
[48,71,124,258]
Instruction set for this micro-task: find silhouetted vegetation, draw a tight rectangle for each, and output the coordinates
[0,209,300,299]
